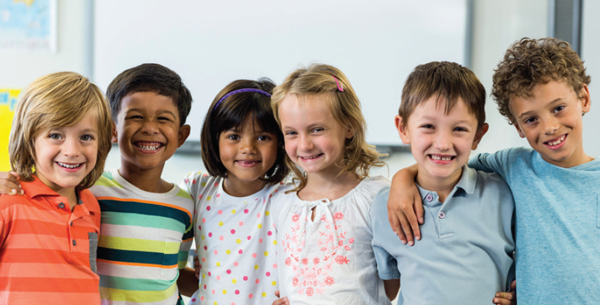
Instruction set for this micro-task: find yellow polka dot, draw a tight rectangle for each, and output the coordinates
[201,182,207,187]
[207,196,212,201]
[226,249,231,254]
[272,281,277,286]
[264,251,269,256]
[231,209,236,214]
[273,240,277,245]
[254,265,259,270]
[232,279,237,284]
[236,239,241,244]
[201,235,205,240]
[219,221,224,226]
[257,224,262,229]
[222,289,227,294]
[216,262,221,267]
[265,211,270,216]
[202,273,206,279]
[262,292,267,297]
[214,302,217,305]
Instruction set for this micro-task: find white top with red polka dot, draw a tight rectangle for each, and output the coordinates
[180,172,287,305]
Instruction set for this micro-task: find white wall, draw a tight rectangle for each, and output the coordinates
[581,0,600,158]
[0,0,92,87]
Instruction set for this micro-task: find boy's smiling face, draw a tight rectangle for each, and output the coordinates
[112,91,190,174]
[396,97,487,190]
[510,81,591,168]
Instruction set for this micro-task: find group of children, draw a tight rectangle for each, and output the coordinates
[0,36,596,305]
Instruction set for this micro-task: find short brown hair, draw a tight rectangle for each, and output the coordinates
[493,37,591,124]
[201,78,289,184]
[399,61,486,129]
[271,64,385,192]
[9,72,113,190]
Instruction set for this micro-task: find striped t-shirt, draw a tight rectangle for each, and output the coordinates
[0,176,101,305]
[93,169,194,305]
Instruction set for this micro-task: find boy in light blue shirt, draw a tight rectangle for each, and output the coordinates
[388,38,600,304]
[371,61,516,305]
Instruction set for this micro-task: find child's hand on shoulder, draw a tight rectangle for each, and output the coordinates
[387,164,422,245]
[272,290,289,305]
[0,172,23,195]
[493,280,516,305]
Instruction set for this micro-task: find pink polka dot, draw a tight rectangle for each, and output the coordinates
[217,193,221,198]
[198,225,202,230]
[204,285,207,289]
[239,221,244,226]
[220,236,224,241]
[207,206,211,211]
[216,275,221,280]
[201,296,205,301]
[208,272,211,276]
[204,246,207,251]
[244,209,249,214]
[198,194,203,199]
[235,290,240,295]
[231,302,235,305]
[255,279,260,284]
[214,250,218,255]
[218,210,223,215]
[234,262,239,266]
[192,179,196,184]
[212,289,215,294]
[199,264,202,269]
[243,276,248,281]
[208,232,213,237]
[257,213,261,218]
[192,298,196,302]
[247,236,251,240]
[268,231,272,236]
[227,269,231,274]
[266,272,271,276]
[231,229,236,234]
[201,258,206,262]
[202,218,206,223]
[273,264,277,268]
[238,249,243,254]
[249,293,253,299]
[259,238,263,243]
[214,182,219,187]
[252,253,257,258]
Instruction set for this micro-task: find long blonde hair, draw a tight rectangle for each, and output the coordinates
[271,64,385,192]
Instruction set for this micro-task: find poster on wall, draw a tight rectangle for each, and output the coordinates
[0,89,19,172]
[0,0,57,53]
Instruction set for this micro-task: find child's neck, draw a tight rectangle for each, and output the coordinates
[54,187,78,211]
[223,176,268,198]
[298,170,361,201]
[119,163,172,193]
[415,167,463,203]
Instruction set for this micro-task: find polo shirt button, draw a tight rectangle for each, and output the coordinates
[438,211,445,219]
[70,221,73,226]
[72,240,77,246]
[425,194,433,202]
[58,202,65,209]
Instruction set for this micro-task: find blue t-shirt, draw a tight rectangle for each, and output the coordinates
[469,147,600,304]
[371,166,515,305]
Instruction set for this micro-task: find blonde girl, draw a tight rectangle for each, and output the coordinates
[270,64,399,304]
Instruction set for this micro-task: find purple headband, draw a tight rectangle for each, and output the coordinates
[214,88,272,111]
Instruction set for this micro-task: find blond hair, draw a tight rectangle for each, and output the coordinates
[271,64,385,192]
[9,72,113,190]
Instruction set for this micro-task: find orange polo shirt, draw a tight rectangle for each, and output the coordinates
[0,176,101,305]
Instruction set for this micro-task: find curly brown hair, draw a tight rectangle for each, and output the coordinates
[492,37,591,124]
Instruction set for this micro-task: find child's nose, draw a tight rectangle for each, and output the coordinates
[299,134,313,151]
[543,117,560,135]
[434,133,452,151]
[141,120,160,134]
[240,139,257,154]
[62,138,81,157]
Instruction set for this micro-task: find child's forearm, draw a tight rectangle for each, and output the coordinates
[388,164,422,245]
[383,279,400,301]
[177,267,199,297]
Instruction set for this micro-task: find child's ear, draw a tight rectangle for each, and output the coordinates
[579,84,591,114]
[178,124,191,147]
[111,125,118,144]
[394,115,410,144]
[471,123,489,150]
[514,123,526,138]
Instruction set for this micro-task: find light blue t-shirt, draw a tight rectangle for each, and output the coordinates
[371,166,515,305]
[469,147,600,304]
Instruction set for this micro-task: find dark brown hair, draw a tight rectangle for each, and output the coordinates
[399,61,486,130]
[201,78,288,184]
[493,37,591,124]
[106,63,193,126]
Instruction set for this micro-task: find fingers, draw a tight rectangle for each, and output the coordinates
[493,291,515,305]
[0,172,23,196]
[397,212,415,245]
[274,290,280,298]
[388,211,407,244]
[510,279,516,291]
[271,297,289,305]
[193,257,200,279]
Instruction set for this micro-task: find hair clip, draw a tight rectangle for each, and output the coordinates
[332,75,344,92]
[214,88,272,111]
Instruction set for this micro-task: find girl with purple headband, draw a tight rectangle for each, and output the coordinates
[180,78,290,305]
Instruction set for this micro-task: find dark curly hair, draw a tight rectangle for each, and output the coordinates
[492,37,591,124]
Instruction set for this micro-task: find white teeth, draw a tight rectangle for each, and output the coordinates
[57,162,81,169]
[430,155,452,161]
[137,143,161,151]
[547,135,565,146]
[301,154,320,160]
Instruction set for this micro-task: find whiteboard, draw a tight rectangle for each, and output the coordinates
[94,0,469,146]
